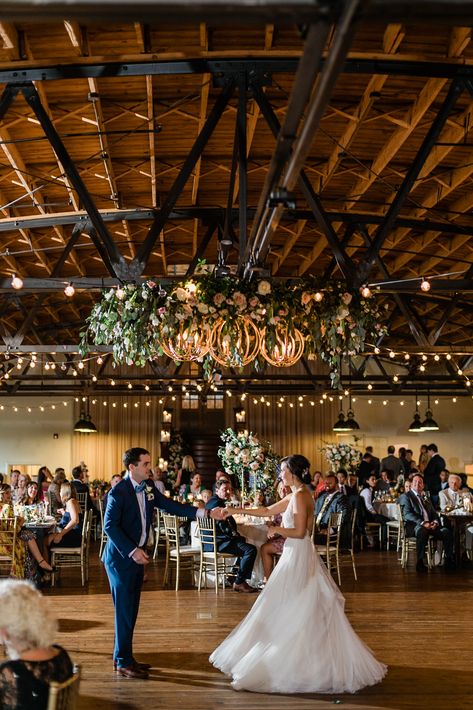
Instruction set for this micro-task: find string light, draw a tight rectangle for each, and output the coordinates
[92,375,97,382]
[360,285,372,298]
[97,356,103,365]
[434,354,440,361]
[420,277,431,292]
[64,283,75,297]
[389,351,395,359]
[314,292,323,302]
[11,274,23,290]
[77,361,84,369]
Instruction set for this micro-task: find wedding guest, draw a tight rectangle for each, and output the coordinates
[0,484,54,579]
[365,446,379,475]
[439,474,472,511]
[103,474,123,511]
[311,471,325,498]
[314,474,350,544]
[9,470,20,498]
[174,455,196,491]
[357,453,374,487]
[151,468,165,495]
[71,465,94,511]
[380,446,405,477]
[205,479,258,593]
[418,444,429,473]
[0,579,73,710]
[15,474,31,505]
[25,481,43,506]
[375,469,395,495]
[423,443,446,507]
[182,472,205,500]
[47,470,67,516]
[400,473,454,573]
[201,489,213,504]
[44,484,82,563]
[36,467,52,494]
[360,475,390,547]
[404,450,417,474]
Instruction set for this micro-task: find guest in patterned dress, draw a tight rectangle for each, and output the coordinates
[0,485,54,580]
[0,579,73,710]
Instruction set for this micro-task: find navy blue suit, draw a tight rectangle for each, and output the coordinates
[103,476,197,667]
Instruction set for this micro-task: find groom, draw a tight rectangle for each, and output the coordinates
[103,446,228,678]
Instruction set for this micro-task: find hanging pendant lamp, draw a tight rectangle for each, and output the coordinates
[421,392,439,431]
[408,391,423,432]
[333,411,350,432]
[74,398,97,433]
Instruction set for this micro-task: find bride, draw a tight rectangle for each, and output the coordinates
[210,454,387,694]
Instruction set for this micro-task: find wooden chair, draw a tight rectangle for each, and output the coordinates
[51,510,92,586]
[196,517,235,592]
[152,508,167,559]
[46,665,81,710]
[315,512,343,585]
[98,497,108,558]
[76,492,87,513]
[339,507,358,581]
[0,516,19,578]
[399,510,434,569]
[162,514,200,590]
[386,516,401,551]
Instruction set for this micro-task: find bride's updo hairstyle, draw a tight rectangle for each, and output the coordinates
[283,455,311,484]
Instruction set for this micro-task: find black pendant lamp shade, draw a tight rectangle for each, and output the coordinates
[333,411,350,432]
[421,392,439,432]
[408,411,423,432]
[345,409,360,430]
[73,411,98,433]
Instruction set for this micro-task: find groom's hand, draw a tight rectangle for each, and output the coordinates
[209,507,229,521]
[132,548,150,565]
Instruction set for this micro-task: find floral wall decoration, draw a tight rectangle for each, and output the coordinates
[80,272,387,388]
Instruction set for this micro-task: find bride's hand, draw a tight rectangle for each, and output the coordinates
[267,526,281,539]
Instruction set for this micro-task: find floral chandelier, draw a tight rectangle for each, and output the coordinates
[80,274,387,387]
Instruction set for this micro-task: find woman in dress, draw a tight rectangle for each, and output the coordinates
[0,484,54,579]
[174,454,196,491]
[182,472,205,500]
[14,474,30,505]
[0,579,73,710]
[44,483,82,563]
[25,481,43,506]
[210,454,387,694]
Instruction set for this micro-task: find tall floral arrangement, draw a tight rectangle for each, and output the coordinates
[166,431,186,484]
[218,427,278,499]
[321,442,362,474]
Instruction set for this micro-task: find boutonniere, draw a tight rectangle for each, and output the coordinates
[145,487,154,501]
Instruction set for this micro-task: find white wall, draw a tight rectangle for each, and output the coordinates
[0,397,74,478]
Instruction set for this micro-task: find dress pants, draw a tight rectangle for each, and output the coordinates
[105,558,144,667]
[219,537,257,584]
[415,524,454,563]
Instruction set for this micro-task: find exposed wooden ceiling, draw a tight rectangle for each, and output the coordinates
[1,3,473,396]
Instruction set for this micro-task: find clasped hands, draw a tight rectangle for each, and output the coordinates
[422,520,439,530]
[209,507,230,521]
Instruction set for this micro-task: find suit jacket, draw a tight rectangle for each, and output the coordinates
[314,491,349,527]
[439,487,472,511]
[380,455,405,477]
[71,479,95,511]
[423,454,446,495]
[103,477,197,567]
[205,495,242,551]
[400,490,440,536]
[357,460,374,486]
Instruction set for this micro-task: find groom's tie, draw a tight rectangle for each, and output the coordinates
[135,480,148,493]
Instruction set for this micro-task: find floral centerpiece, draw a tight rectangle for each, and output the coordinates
[321,442,362,474]
[166,431,186,485]
[218,427,278,500]
[91,479,109,496]
[80,269,387,387]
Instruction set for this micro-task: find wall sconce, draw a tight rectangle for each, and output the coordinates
[162,409,172,424]
[160,429,171,443]
[235,407,246,424]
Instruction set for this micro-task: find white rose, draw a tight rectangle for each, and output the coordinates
[257,280,271,295]
[175,287,188,302]
[197,302,209,314]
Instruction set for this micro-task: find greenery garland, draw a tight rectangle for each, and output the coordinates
[80,273,387,387]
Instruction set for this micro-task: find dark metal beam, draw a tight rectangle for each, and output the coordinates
[185,222,218,276]
[237,79,247,271]
[360,78,465,282]
[134,79,235,271]
[21,83,127,279]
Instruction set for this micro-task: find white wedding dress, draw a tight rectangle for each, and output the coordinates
[210,494,387,694]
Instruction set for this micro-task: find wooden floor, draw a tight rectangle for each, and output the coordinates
[5,543,473,710]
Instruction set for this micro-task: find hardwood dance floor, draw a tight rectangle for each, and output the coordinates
[7,545,473,710]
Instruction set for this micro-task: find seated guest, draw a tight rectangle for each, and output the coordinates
[0,484,54,579]
[212,469,227,494]
[375,469,395,495]
[182,472,205,500]
[0,579,73,710]
[337,470,357,498]
[9,471,20,500]
[47,470,67,516]
[439,469,450,491]
[400,473,455,573]
[311,471,325,498]
[439,474,472,511]
[205,479,258,593]
[70,465,94,511]
[151,467,166,495]
[103,474,123,510]
[314,474,350,545]
[360,475,390,547]
[44,484,82,563]
[25,481,43,506]
[201,489,213,504]
[14,474,31,505]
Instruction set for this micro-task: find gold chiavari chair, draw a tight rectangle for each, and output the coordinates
[196,517,235,593]
[315,512,343,585]
[46,665,81,710]
[51,510,92,586]
[0,516,19,578]
[162,514,200,590]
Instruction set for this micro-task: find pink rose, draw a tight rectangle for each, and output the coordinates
[301,291,311,306]
[342,292,352,305]
[213,293,225,306]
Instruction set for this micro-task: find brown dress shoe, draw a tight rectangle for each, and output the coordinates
[233,581,258,593]
[113,660,152,672]
[117,665,149,679]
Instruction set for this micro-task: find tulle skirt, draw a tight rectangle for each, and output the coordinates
[210,534,387,694]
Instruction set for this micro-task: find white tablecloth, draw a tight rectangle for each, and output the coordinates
[191,519,268,586]
[373,501,400,520]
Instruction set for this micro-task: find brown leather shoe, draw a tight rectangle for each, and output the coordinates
[113,660,152,672]
[233,581,258,593]
[117,665,149,679]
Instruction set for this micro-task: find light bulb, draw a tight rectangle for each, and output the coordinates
[367,384,372,390]
[78,361,84,369]
[374,347,380,355]
[420,364,426,372]
[446,353,452,360]
[11,274,23,290]
[64,283,75,297]
[457,369,463,376]
[389,351,395,359]
[404,353,410,360]
[97,356,103,365]
[360,285,372,298]
[434,354,440,361]
[314,292,323,302]
[420,277,430,292]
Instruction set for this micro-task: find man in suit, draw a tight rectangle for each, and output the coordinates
[423,443,446,507]
[357,453,374,487]
[380,446,405,478]
[205,479,258,593]
[439,473,472,510]
[71,464,95,511]
[314,474,350,545]
[104,447,227,678]
[400,473,454,573]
